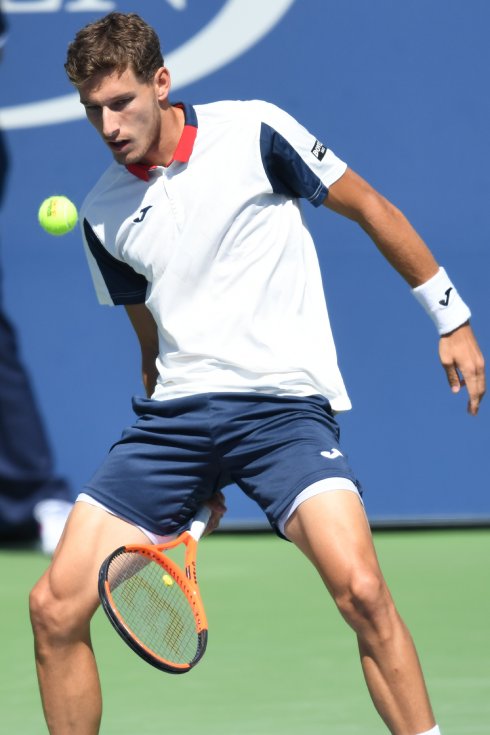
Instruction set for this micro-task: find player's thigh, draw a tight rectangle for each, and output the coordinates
[33,501,149,624]
[285,489,383,599]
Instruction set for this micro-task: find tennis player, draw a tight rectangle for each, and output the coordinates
[29,12,485,735]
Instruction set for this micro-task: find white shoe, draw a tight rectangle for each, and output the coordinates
[33,499,73,555]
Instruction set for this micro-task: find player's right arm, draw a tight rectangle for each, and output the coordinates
[125,302,226,529]
[125,304,159,398]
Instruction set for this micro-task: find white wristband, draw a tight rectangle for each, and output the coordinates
[412,267,471,336]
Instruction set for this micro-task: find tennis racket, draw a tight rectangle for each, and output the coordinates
[98,506,211,674]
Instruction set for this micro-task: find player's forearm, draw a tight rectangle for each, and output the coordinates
[326,168,438,287]
[142,355,158,398]
[357,194,439,287]
[124,304,159,398]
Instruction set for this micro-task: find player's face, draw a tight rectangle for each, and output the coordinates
[79,66,170,166]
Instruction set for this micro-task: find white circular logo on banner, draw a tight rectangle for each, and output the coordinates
[0,0,295,130]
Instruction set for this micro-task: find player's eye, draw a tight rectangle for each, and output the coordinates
[111,97,133,111]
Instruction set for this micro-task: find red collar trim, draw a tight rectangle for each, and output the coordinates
[126,104,197,181]
[167,122,197,165]
[126,163,153,181]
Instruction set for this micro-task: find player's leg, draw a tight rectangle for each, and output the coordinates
[30,393,225,735]
[29,500,149,735]
[284,489,436,735]
[220,393,437,734]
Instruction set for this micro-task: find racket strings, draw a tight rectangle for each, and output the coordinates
[106,551,199,665]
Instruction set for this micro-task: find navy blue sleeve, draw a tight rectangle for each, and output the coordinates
[83,219,148,305]
[259,122,328,204]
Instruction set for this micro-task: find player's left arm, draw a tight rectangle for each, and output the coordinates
[324,167,486,415]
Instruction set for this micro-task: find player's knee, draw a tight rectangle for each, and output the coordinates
[335,570,393,635]
[30,577,60,642]
[30,576,84,649]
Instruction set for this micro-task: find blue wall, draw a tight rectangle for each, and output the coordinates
[0,0,488,526]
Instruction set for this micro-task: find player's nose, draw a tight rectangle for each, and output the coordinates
[101,108,119,140]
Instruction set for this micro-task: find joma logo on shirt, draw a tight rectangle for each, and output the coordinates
[311,139,327,161]
[133,206,153,223]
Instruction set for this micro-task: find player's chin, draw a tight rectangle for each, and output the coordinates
[112,151,132,165]
[108,142,137,165]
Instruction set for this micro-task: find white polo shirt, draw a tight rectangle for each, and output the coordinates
[80,100,352,411]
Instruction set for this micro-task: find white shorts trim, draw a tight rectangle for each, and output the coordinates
[78,478,362,542]
[76,493,173,544]
[277,477,362,537]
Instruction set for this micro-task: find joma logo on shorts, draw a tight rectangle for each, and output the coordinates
[321,449,343,459]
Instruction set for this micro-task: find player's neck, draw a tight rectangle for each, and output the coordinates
[149,104,185,167]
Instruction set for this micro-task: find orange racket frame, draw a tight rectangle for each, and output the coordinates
[98,507,210,674]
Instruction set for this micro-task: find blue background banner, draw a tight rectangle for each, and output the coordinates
[0,0,488,527]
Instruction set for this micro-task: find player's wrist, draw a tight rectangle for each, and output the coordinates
[412,266,471,336]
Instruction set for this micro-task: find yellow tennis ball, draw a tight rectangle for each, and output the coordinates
[162,574,174,587]
[38,195,78,236]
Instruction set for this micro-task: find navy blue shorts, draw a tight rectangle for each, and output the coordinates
[83,392,361,537]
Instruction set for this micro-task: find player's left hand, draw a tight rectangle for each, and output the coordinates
[439,322,486,415]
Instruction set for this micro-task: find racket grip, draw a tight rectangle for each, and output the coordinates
[188,506,212,541]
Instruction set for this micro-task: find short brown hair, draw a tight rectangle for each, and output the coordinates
[65,12,164,86]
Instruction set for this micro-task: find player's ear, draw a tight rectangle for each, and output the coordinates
[154,67,171,103]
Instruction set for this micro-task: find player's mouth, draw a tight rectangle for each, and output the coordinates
[108,139,131,153]
[109,140,129,152]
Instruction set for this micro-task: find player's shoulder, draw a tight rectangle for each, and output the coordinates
[194,99,291,127]
[80,161,130,222]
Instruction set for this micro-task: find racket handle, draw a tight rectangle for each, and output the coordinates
[188,506,212,541]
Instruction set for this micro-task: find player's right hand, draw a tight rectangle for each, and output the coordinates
[203,491,227,535]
